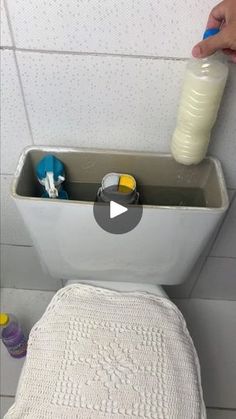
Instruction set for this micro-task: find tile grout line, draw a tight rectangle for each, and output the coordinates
[174,296,236,302]
[206,406,236,411]
[0,243,33,248]
[3,1,35,145]
[0,45,188,62]
[0,173,14,176]
[208,255,236,260]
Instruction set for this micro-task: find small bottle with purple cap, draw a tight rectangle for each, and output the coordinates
[0,312,28,358]
[171,28,229,165]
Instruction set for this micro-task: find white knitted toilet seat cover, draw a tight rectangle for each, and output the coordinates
[5,284,206,419]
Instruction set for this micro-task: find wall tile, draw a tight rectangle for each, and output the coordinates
[207,409,236,419]
[191,257,236,300]
[17,51,185,151]
[0,0,12,46]
[16,50,236,188]
[210,64,236,189]
[0,175,32,245]
[7,0,216,57]
[211,194,236,258]
[175,299,236,408]
[0,50,32,174]
[0,397,14,417]
[0,288,55,396]
[0,244,62,290]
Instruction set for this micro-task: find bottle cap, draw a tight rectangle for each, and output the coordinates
[118,175,136,193]
[203,28,220,40]
[0,313,9,326]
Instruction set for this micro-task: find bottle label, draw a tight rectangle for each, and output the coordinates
[3,336,27,358]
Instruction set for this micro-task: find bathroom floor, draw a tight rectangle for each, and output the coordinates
[1,288,236,419]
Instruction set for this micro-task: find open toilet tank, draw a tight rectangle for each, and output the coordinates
[12,146,229,286]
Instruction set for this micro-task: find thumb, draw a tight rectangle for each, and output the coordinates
[192,32,228,58]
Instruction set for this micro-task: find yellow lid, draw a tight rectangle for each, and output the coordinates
[118,175,136,193]
[0,313,9,326]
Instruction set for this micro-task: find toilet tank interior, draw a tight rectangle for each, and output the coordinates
[15,147,226,209]
[12,147,228,285]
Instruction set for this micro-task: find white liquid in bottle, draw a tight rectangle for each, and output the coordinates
[171,55,228,165]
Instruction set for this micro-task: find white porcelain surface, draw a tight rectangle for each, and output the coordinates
[0,288,55,396]
[211,194,236,258]
[6,0,216,57]
[0,175,32,245]
[13,148,227,286]
[192,257,236,300]
[1,244,62,290]
[0,397,14,418]
[164,225,220,299]
[0,50,32,175]
[175,299,236,409]
[66,279,167,297]
[207,409,236,419]
[210,64,236,189]
[0,1,12,47]
[17,51,185,152]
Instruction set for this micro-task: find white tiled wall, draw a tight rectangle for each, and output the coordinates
[6,0,216,57]
[0,0,12,47]
[0,244,62,290]
[210,193,236,258]
[17,52,185,151]
[0,50,32,174]
[0,175,32,245]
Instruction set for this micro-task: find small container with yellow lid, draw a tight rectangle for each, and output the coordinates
[97,173,139,204]
[0,312,27,358]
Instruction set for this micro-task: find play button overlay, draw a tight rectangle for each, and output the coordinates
[110,201,128,219]
[93,189,143,235]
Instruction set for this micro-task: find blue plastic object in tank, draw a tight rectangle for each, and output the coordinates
[36,155,68,199]
[41,187,68,199]
[203,28,220,39]
[37,155,64,182]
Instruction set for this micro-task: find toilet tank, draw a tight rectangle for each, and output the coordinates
[12,146,228,285]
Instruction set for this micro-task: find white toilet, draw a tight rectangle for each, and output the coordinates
[6,146,228,419]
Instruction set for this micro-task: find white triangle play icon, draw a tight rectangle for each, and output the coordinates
[110,201,128,219]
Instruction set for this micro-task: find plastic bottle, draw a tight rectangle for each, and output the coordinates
[0,312,27,358]
[171,28,229,165]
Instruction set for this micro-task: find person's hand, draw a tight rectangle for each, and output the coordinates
[192,0,236,62]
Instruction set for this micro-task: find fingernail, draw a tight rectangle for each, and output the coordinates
[192,45,202,58]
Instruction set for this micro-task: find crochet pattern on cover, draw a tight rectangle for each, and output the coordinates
[5,284,206,419]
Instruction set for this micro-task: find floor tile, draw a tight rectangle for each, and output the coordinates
[0,397,14,419]
[192,257,236,300]
[175,299,236,409]
[0,288,55,396]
